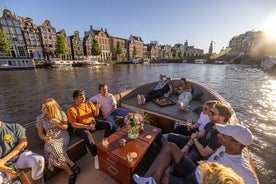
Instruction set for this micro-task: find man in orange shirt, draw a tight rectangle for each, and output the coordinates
[67,89,114,169]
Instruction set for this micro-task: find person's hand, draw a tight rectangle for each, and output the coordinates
[96,102,101,109]
[49,118,59,125]
[87,123,95,130]
[1,165,16,176]
[187,123,192,131]
[44,135,52,143]
[191,132,198,139]
[181,145,189,154]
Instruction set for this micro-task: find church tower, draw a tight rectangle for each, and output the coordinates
[208,41,213,54]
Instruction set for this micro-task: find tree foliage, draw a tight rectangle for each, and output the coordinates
[178,51,183,58]
[115,42,123,55]
[133,46,137,57]
[91,39,102,56]
[56,34,68,55]
[0,29,12,52]
[172,50,177,58]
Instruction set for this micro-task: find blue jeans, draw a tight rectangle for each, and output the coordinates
[106,107,132,130]
[178,91,192,106]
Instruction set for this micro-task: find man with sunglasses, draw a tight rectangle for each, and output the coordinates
[167,103,232,163]
[133,124,259,184]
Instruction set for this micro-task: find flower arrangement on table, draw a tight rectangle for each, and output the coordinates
[123,112,150,139]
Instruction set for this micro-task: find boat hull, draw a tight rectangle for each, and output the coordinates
[0,57,35,70]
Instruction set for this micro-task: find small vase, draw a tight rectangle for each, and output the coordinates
[128,125,139,139]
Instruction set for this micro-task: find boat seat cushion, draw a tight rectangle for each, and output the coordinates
[192,87,204,100]
[192,106,203,114]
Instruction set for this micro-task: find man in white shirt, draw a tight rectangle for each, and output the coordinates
[89,83,132,130]
[133,124,259,184]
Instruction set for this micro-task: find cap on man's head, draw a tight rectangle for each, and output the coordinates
[216,124,253,146]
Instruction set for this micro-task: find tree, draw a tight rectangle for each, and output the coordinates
[55,34,68,59]
[115,42,123,61]
[172,50,177,58]
[133,46,137,58]
[178,51,183,58]
[91,39,102,56]
[0,29,12,53]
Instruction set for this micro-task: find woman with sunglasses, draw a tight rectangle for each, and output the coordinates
[173,100,218,136]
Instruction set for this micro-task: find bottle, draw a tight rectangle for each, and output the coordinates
[11,165,20,173]
[174,120,179,130]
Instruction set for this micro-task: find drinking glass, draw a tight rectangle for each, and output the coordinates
[127,152,133,162]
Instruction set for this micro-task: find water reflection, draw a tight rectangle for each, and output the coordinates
[0,64,275,183]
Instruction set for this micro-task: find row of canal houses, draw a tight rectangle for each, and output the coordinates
[0,8,204,64]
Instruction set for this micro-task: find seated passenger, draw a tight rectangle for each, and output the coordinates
[167,103,232,163]
[67,90,114,169]
[36,98,80,184]
[173,100,217,136]
[89,83,132,130]
[154,73,167,90]
[137,77,172,105]
[175,77,193,112]
[0,120,45,184]
[133,124,259,184]
[163,77,174,98]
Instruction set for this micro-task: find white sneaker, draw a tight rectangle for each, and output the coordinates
[182,105,191,112]
[141,95,146,104]
[137,95,143,105]
[162,133,169,139]
[177,101,184,111]
[94,155,99,170]
[132,174,157,184]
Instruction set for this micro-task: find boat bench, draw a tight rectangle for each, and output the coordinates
[23,123,104,181]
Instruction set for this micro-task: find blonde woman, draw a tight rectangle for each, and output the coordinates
[36,98,80,184]
[199,161,244,184]
[173,100,218,136]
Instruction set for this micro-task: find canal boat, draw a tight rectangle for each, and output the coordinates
[23,79,256,184]
[0,57,35,70]
[261,57,276,71]
[51,60,73,68]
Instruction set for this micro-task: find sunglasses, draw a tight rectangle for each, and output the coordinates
[213,151,224,161]
[211,111,219,116]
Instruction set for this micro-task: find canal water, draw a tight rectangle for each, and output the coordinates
[0,63,275,183]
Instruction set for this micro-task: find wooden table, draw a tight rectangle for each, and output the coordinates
[97,124,162,184]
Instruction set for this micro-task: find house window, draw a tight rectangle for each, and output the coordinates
[0,19,7,25]
[9,27,15,34]
[18,46,26,56]
[7,20,13,26]
[18,35,23,41]
[16,28,21,34]
[2,26,9,33]
[12,36,17,41]
[14,21,19,26]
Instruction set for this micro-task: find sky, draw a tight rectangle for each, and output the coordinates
[1,0,276,53]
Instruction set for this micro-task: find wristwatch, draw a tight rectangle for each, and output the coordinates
[192,137,198,142]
